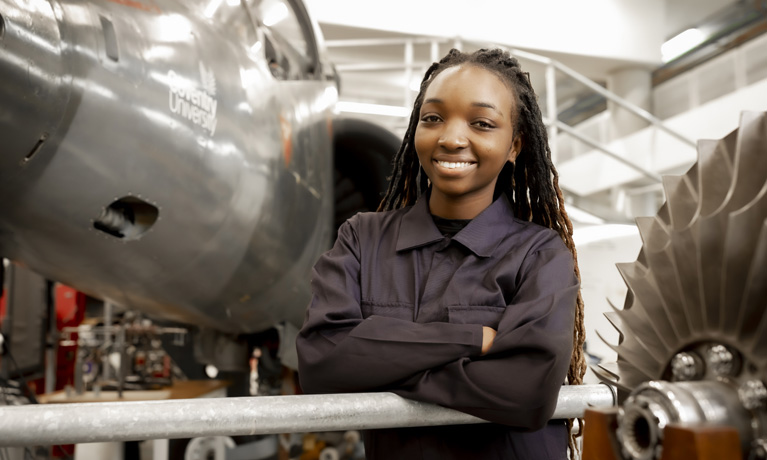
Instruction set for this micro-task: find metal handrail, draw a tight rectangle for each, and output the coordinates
[549,59,697,148]
[554,120,663,182]
[326,37,448,48]
[0,384,615,447]
[505,47,693,189]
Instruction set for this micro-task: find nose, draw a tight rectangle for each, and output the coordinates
[437,121,469,150]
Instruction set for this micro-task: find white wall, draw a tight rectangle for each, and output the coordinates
[306,0,665,65]
[573,225,643,383]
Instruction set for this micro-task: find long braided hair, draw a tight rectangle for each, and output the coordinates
[377,48,587,458]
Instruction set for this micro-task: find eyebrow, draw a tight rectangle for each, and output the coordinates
[423,98,503,115]
[472,102,501,113]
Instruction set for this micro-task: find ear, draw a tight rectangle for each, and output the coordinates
[507,133,523,163]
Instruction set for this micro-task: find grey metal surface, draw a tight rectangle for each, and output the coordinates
[594,111,767,458]
[0,384,614,447]
[617,381,753,460]
[595,111,767,392]
[0,0,337,334]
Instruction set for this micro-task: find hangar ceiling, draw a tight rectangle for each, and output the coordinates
[308,0,754,224]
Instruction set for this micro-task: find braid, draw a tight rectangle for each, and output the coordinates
[378,48,587,460]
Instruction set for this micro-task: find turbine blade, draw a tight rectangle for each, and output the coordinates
[721,184,767,336]
[617,262,682,345]
[670,227,705,333]
[728,112,767,212]
[605,310,668,363]
[596,330,661,381]
[596,111,767,400]
[741,221,767,357]
[697,135,735,217]
[662,174,698,230]
[595,360,650,392]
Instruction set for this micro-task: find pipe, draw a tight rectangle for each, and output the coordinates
[0,384,615,447]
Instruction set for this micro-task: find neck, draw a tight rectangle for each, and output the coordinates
[428,190,493,219]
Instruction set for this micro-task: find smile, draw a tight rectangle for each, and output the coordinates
[435,160,475,170]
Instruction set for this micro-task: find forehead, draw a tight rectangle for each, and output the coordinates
[423,65,516,114]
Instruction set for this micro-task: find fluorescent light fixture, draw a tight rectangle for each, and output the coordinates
[662,28,705,63]
[573,224,639,247]
[204,0,224,17]
[263,2,289,27]
[337,101,411,117]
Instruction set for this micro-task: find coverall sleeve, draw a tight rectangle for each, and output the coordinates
[296,219,484,394]
[392,244,578,431]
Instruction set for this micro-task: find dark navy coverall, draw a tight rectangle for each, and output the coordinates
[297,194,579,459]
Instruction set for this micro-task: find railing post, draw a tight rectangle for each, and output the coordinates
[546,62,558,164]
[430,40,439,63]
[404,39,414,108]
[102,300,113,383]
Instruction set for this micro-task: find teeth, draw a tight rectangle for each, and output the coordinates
[436,161,473,169]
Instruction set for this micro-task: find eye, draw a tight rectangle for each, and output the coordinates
[420,114,442,123]
[473,120,495,129]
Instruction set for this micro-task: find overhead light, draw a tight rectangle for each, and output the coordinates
[337,101,411,117]
[662,28,705,63]
[263,2,289,27]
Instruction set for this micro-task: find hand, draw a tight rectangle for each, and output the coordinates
[481,327,496,355]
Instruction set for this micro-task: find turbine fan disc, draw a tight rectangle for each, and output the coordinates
[594,111,767,399]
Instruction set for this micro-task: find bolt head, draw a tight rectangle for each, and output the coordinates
[670,352,702,381]
[739,380,767,410]
[707,344,735,376]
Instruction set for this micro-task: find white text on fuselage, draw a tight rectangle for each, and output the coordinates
[167,70,218,135]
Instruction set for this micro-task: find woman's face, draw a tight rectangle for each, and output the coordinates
[414,65,522,218]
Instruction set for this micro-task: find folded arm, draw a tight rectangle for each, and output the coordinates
[297,219,484,393]
[391,246,579,430]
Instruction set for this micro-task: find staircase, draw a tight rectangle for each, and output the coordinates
[536,31,767,222]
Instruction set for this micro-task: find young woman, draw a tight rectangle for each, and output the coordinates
[297,48,586,460]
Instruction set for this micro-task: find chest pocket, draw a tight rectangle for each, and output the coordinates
[361,302,414,322]
[447,305,506,329]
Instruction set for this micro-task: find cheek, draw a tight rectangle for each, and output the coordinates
[413,128,430,161]
[480,140,512,163]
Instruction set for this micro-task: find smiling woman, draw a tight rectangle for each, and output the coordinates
[414,65,522,219]
[297,48,586,460]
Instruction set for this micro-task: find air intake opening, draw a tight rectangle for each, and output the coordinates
[94,196,158,240]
